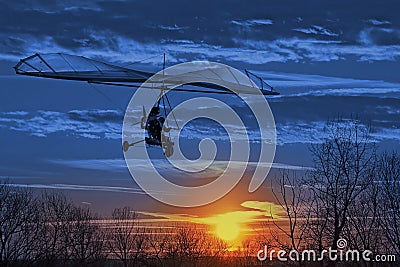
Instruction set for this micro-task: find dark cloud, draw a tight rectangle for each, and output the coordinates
[359,27,400,45]
[0,109,122,139]
[293,25,338,37]
[1,0,400,63]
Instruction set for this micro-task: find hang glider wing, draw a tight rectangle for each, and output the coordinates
[14,53,152,83]
[14,53,278,96]
[152,62,278,95]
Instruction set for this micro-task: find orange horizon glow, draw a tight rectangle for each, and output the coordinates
[136,200,287,246]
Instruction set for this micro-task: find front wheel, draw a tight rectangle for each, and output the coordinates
[164,143,174,157]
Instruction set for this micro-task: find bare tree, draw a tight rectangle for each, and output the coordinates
[0,182,42,266]
[146,223,227,267]
[343,181,382,267]
[378,152,400,255]
[146,226,172,267]
[107,206,147,267]
[68,206,105,265]
[170,224,206,266]
[203,236,227,267]
[270,170,310,256]
[234,239,259,267]
[159,223,220,267]
[304,119,376,267]
[303,190,330,253]
[16,200,46,265]
[346,182,381,251]
[38,192,76,265]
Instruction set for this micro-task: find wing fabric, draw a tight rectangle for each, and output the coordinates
[14,53,152,83]
[14,53,278,95]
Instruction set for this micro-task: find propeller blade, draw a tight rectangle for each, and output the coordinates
[122,139,145,152]
[142,105,146,118]
[140,106,147,129]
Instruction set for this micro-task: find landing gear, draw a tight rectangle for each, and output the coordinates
[123,88,179,158]
[162,135,174,158]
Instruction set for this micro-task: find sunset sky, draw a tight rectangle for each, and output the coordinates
[1,0,400,244]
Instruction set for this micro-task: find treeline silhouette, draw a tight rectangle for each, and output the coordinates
[266,119,399,267]
[0,183,242,267]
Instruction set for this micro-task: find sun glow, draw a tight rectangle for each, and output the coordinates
[205,212,249,242]
[215,218,241,241]
[139,201,287,244]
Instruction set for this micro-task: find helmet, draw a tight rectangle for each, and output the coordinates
[150,107,160,115]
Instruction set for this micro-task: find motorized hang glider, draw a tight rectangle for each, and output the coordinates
[14,53,279,157]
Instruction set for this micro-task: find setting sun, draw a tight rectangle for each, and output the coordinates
[204,212,250,242]
[215,220,240,241]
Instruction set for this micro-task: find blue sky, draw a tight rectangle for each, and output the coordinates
[0,0,399,216]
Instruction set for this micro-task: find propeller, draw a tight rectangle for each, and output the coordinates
[141,106,147,129]
[130,106,147,127]
[122,139,145,152]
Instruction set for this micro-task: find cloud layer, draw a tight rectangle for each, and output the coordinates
[1,0,400,71]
